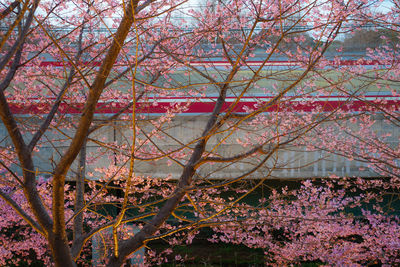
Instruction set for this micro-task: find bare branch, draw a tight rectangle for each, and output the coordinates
[0,189,44,235]
[0,1,20,20]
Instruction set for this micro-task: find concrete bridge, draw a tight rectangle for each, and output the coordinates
[1,57,399,180]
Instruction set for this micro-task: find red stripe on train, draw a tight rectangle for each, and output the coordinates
[8,100,400,114]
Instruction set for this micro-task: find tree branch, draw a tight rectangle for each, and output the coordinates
[0,188,44,235]
[201,145,264,164]
[0,0,39,72]
[0,1,20,20]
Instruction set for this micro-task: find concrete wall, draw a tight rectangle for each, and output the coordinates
[2,113,397,180]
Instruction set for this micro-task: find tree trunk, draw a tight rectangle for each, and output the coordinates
[49,234,76,267]
[73,138,86,242]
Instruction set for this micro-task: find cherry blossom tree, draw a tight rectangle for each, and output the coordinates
[0,0,399,266]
